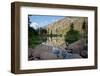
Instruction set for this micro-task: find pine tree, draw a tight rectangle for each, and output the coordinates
[65,23,80,44]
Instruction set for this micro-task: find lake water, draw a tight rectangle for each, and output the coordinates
[43,36,65,47]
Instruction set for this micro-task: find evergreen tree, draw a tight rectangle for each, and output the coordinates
[28,15,41,48]
[65,23,80,44]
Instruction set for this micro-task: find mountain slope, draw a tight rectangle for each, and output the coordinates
[45,17,88,35]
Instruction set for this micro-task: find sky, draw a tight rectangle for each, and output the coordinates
[28,15,64,29]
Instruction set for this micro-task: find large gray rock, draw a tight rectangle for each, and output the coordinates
[28,44,53,60]
[40,52,57,60]
[68,39,85,54]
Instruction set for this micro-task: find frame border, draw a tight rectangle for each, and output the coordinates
[11,2,98,74]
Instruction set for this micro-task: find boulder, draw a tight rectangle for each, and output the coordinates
[29,44,53,60]
[80,50,88,58]
[68,39,85,54]
[40,52,57,60]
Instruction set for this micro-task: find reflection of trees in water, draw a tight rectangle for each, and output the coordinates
[44,35,64,47]
[41,27,65,47]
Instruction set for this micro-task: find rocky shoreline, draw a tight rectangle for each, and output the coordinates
[28,39,87,60]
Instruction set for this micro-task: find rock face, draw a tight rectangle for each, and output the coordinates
[44,17,88,47]
[45,17,88,35]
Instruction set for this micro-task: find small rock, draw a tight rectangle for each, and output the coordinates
[80,50,88,58]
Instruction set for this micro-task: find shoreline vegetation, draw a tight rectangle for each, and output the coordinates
[28,16,88,60]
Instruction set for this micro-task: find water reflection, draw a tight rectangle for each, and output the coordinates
[42,36,65,47]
